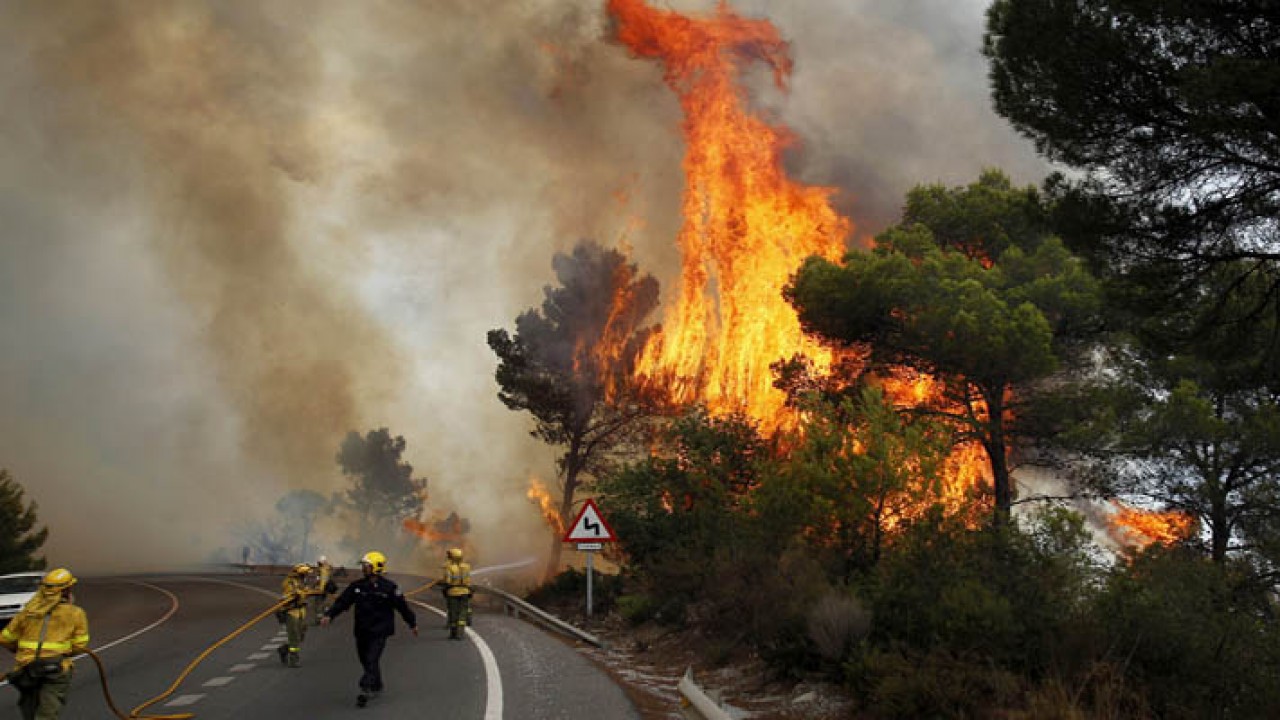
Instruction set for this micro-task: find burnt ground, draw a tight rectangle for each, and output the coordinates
[501,595,857,720]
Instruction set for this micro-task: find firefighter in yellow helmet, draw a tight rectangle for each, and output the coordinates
[276,563,312,668]
[441,548,472,640]
[0,568,90,720]
[320,551,417,708]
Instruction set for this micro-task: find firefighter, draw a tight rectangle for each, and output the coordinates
[0,568,90,720]
[441,548,472,640]
[310,555,338,625]
[320,551,418,708]
[276,563,311,668]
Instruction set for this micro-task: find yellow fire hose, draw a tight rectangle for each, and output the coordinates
[83,596,291,720]
[86,577,446,719]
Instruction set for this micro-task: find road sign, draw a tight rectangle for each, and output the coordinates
[562,498,617,543]
[576,542,603,551]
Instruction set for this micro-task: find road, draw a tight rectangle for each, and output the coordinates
[6,572,642,720]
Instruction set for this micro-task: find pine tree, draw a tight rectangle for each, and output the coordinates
[0,470,48,574]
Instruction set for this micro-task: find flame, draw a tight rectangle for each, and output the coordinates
[402,511,469,545]
[608,0,993,516]
[527,476,565,535]
[610,0,850,435]
[1108,501,1196,548]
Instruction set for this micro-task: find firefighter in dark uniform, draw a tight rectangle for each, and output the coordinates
[320,551,418,707]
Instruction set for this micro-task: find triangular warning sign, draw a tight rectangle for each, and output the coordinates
[563,498,617,542]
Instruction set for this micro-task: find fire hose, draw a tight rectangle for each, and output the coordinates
[82,596,291,719]
[83,577,449,718]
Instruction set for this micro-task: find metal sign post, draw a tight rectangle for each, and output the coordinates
[577,542,603,616]
[562,499,617,618]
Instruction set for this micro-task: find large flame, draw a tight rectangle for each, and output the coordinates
[1108,501,1197,548]
[610,0,850,434]
[608,0,993,514]
[527,476,565,536]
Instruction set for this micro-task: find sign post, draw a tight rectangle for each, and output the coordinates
[562,498,617,617]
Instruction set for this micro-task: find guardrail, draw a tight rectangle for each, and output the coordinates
[474,585,607,648]
[475,583,736,718]
[678,666,736,720]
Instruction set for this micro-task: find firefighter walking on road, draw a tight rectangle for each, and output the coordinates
[0,568,89,720]
[320,551,417,708]
[441,548,472,640]
[277,563,311,668]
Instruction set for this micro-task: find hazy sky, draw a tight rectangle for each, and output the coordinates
[0,0,1047,573]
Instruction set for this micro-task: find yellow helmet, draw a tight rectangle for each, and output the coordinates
[292,563,312,576]
[446,548,463,562]
[360,551,386,575]
[42,568,76,590]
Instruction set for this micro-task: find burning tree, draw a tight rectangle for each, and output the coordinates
[787,171,1103,525]
[487,240,660,578]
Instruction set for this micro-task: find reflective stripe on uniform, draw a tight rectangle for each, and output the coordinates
[18,640,71,651]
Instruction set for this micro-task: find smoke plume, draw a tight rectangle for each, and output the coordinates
[0,0,1045,573]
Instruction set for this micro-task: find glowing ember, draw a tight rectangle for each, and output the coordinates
[527,477,565,535]
[1108,501,1196,548]
[610,0,850,434]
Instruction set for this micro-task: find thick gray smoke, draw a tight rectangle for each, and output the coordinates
[0,0,1045,573]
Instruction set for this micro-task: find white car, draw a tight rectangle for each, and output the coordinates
[0,572,45,625]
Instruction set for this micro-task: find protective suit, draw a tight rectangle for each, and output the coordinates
[309,557,337,625]
[441,548,472,640]
[277,564,310,668]
[0,569,90,720]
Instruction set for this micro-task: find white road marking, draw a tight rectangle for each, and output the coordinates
[409,599,503,720]
[1,581,182,689]
[259,644,278,651]
[247,652,271,660]
[165,694,204,706]
[203,677,235,687]
[228,663,255,672]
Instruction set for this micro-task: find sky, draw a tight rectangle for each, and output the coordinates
[0,0,1048,574]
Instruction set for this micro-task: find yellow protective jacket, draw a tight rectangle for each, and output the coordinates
[281,575,308,619]
[0,602,89,672]
[442,561,471,597]
[317,563,334,595]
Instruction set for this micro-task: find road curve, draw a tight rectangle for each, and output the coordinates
[20,572,641,720]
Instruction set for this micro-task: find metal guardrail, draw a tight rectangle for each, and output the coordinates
[678,666,736,720]
[475,585,607,648]
[475,583,735,718]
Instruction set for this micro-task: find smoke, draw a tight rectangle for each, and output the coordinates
[0,0,1046,573]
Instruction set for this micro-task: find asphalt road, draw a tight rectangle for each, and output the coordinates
[1,573,642,720]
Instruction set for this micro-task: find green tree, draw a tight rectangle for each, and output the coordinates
[984,1,1280,346]
[335,428,427,550]
[0,470,47,574]
[487,240,660,578]
[601,409,774,629]
[786,171,1102,523]
[1060,266,1280,565]
[758,386,954,577]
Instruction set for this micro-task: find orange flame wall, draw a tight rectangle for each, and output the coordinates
[610,0,850,434]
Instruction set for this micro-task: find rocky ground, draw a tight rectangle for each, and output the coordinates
[524,602,857,720]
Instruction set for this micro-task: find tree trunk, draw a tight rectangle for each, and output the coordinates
[545,437,585,581]
[984,386,1013,526]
